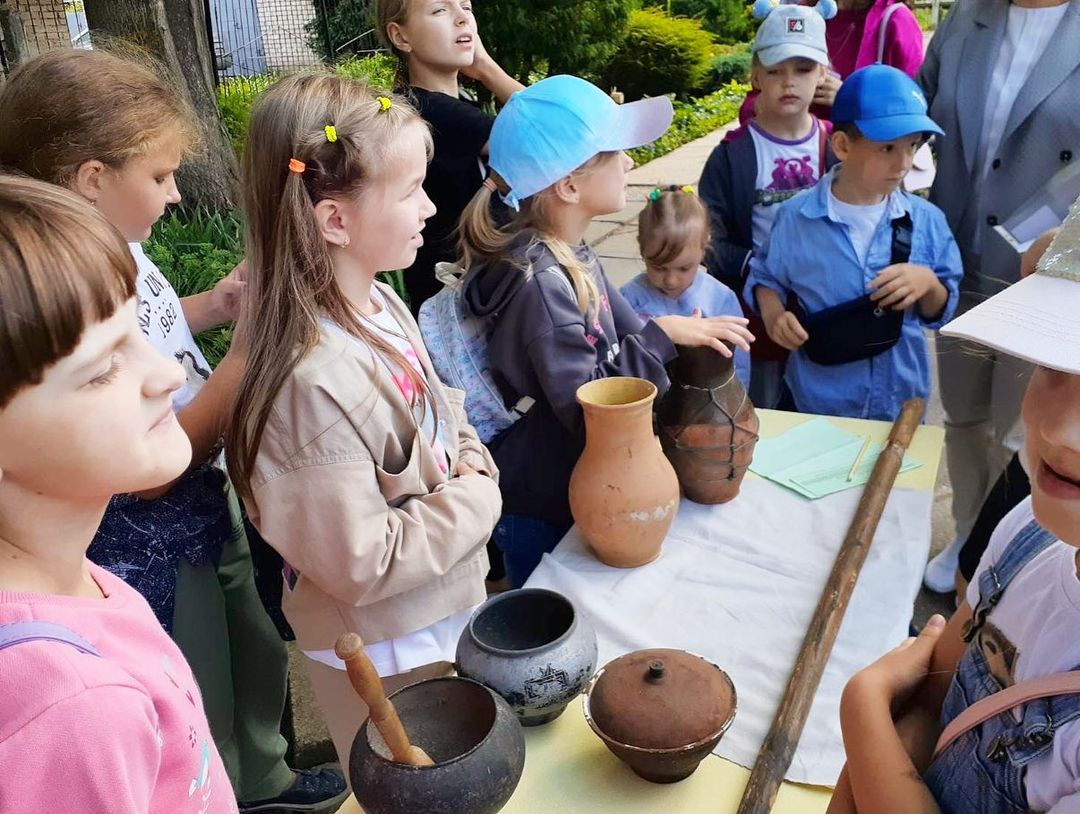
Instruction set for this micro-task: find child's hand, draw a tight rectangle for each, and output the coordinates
[845,614,947,713]
[209,259,247,323]
[653,310,754,356]
[869,263,940,311]
[765,310,808,350]
[455,460,492,479]
[814,71,842,107]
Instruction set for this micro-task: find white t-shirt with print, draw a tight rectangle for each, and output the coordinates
[749,119,824,253]
[130,243,212,411]
[828,188,889,268]
[965,498,1080,812]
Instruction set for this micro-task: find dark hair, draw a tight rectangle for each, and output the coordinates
[0,174,136,408]
[833,122,863,140]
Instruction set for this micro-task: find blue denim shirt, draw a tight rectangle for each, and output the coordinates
[745,168,962,420]
[621,270,751,390]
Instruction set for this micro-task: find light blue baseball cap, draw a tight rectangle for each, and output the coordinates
[488,75,674,210]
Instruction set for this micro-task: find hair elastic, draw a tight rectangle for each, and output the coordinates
[288,158,306,174]
[324,124,338,143]
[376,96,393,112]
[482,177,499,193]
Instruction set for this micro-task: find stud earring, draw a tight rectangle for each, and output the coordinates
[341,236,350,249]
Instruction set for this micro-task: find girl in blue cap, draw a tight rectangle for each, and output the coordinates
[456,75,755,586]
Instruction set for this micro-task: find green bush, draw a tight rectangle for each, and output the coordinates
[306,0,375,61]
[648,0,755,44]
[709,43,752,88]
[605,8,716,101]
[627,80,749,166]
[216,55,398,157]
[145,208,244,367]
[147,207,412,364]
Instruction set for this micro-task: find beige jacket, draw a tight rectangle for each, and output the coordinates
[246,283,501,651]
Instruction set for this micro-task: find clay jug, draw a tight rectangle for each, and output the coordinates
[656,344,759,504]
[568,377,679,567]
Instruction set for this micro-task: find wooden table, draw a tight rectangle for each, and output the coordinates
[339,410,945,814]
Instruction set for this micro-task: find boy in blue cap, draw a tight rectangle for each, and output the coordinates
[745,64,963,421]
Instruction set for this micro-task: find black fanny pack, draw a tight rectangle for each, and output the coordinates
[795,213,913,367]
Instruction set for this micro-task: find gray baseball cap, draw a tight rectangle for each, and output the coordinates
[752,5,830,68]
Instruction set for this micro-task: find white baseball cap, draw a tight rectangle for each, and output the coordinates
[941,207,1080,375]
[751,4,831,68]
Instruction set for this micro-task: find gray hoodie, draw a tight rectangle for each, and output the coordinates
[464,234,676,526]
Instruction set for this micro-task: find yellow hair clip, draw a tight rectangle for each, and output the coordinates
[324,124,338,143]
[376,96,392,112]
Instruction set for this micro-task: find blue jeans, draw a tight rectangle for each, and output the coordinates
[492,514,571,588]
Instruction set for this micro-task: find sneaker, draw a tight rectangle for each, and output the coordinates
[238,767,349,813]
[923,537,963,593]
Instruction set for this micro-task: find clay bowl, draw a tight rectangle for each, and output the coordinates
[349,677,526,814]
[582,649,737,784]
[456,588,598,726]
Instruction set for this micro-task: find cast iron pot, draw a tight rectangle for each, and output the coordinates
[349,677,526,814]
[456,587,599,726]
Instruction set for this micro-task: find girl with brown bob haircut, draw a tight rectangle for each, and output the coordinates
[0,50,346,811]
[0,174,236,813]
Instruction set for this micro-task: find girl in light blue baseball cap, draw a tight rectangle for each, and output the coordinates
[448,74,755,586]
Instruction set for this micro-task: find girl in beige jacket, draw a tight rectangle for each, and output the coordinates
[227,74,502,769]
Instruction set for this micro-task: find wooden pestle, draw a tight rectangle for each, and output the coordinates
[334,633,435,767]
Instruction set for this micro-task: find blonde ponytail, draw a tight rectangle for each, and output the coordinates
[456,157,615,317]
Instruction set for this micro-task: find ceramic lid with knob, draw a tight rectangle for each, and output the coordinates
[586,648,736,750]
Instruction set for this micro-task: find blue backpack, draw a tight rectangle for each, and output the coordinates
[418,262,534,444]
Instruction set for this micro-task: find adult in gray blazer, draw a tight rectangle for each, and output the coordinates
[918,0,1080,589]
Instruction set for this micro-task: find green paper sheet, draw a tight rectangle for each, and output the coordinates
[750,417,921,499]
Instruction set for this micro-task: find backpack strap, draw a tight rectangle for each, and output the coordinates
[0,621,100,656]
[890,213,913,266]
[818,121,828,177]
[876,2,906,64]
[962,519,1057,643]
[933,671,1080,761]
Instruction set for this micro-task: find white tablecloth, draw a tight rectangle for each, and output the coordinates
[524,477,933,787]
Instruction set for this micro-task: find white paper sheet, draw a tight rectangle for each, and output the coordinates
[525,478,933,787]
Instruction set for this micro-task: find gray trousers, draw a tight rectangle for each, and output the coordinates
[937,293,1032,542]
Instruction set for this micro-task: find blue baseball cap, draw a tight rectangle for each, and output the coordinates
[488,75,674,210]
[831,64,944,142]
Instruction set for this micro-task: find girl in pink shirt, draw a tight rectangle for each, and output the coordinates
[0,176,236,814]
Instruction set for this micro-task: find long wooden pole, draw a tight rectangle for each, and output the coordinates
[736,398,925,813]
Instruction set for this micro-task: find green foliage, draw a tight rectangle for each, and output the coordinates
[627,81,749,166]
[144,208,244,367]
[217,75,273,155]
[604,8,716,101]
[647,0,755,44]
[474,0,633,83]
[216,55,398,157]
[709,42,752,87]
[145,208,412,365]
[305,0,376,61]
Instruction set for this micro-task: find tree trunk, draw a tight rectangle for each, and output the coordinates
[84,0,239,210]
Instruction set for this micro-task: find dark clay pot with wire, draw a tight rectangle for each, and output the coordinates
[656,343,759,504]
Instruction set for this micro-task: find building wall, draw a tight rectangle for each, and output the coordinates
[12,0,69,54]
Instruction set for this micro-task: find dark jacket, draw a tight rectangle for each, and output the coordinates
[464,235,677,526]
[698,120,837,362]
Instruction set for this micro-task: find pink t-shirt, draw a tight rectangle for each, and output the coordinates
[0,563,237,814]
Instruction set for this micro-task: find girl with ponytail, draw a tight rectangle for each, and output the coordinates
[456,76,755,587]
[227,73,501,769]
